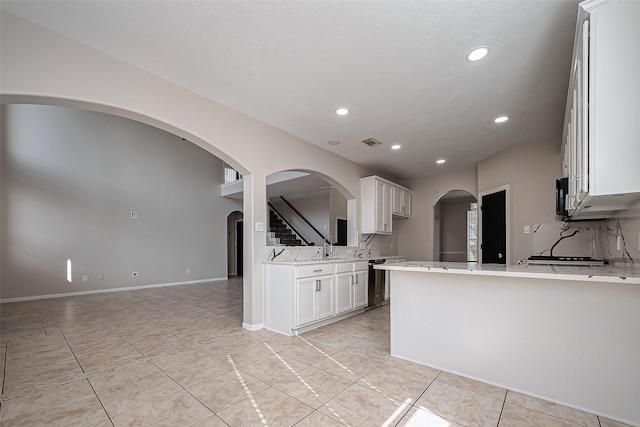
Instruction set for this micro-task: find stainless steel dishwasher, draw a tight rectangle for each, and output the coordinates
[368,259,386,307]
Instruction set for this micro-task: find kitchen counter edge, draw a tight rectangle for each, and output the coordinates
[374,261,640,284]
[264,256,406,266]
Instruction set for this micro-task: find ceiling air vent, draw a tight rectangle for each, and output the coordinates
[361,137,383,147]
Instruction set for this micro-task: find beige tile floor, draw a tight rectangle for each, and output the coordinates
[0,278,633,427]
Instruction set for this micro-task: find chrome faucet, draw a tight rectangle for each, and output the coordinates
[323,234,333,258]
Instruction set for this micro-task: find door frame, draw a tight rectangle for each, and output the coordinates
[478,185,510,266]
[235,219,243,276]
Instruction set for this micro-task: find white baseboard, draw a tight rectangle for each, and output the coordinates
[0,277,228,303]
[242,322,264,331]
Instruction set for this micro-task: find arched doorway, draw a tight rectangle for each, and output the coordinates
[227,211,243,276]
[433,190,478,262]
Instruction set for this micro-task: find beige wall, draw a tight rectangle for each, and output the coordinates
[397,139,561,263]
[478,139,561,263]
[398,139,640,265]
[396,167,478,260]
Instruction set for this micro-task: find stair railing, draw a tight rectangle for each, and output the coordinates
[268,202,310,246]
[279,196,331,244]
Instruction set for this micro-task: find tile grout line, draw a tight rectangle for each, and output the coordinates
[496,394,507,426]
[0,341,7,396]
[86,379,116,427]
[58,327,86,374]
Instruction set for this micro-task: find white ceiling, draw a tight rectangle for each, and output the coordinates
[1,1,580,181]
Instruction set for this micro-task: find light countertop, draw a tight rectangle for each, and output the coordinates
[264,255,406,266]
[375,261,640,284]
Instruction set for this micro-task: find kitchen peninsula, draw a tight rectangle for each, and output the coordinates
[376,261,640,426]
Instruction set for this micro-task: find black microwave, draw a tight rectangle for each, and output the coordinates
[556,177,569,220]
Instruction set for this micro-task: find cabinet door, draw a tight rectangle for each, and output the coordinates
[392,187,412,217]
[295,277,318,326]
[375,181,392,233]
[392,186,403,215]
[353,270,368,308]
[403,191,412,216]
[316,276,335,321]
[335,272,353,315]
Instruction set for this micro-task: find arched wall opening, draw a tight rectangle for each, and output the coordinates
[1,10,368,328]
[1,103,244,299]
[264,169,357,248]
[433,190,478,262]
[0,99,361,329]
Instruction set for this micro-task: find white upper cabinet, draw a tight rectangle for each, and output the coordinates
[361,176,412,234]
[392,186,412,217]
[563,0,640,218]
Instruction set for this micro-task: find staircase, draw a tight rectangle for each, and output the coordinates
[268,208,305,246]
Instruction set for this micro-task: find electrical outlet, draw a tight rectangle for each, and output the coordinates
[99,275,104,280]
[186,268,191,274]
[130,211,138,220]
[82,275,88,282]
[132,272,140,278]
[524,225,531,234]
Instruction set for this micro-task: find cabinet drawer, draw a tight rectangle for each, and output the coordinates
[353,261,368,272]
[335,263,353,274]
[297,264,334,278]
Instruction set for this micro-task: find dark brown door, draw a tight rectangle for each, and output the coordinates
[481,190,506,264]
[236,221,243,276]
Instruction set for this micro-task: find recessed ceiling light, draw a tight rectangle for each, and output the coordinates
[494,115,509,124]
[327,140,340,146]
[466,47,489,62]
[436,159,446,164]
[335,107,349,116]
[391,144,401,150]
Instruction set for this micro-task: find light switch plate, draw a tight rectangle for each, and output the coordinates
[255,222,264,232]
[524,225,531,234]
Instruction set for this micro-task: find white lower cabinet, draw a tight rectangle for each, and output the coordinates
[353,265,368,308]
[335,262,368,315]
[334,271,354,315]
[265,261,368,336]
[296,275,334,326]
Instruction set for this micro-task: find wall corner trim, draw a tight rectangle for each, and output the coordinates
[242,322,264,331]
[0,277,228,303]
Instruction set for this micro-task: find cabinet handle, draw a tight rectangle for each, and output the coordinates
[313,269,322,273]
[350,275,354,285]
[355,274,358,285]
[318,280,321,291]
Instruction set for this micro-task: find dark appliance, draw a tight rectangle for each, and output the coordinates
[368,259,386,307]
[556,177,569,220]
